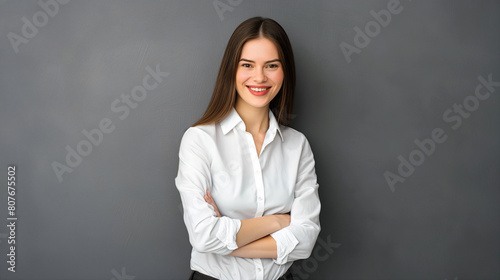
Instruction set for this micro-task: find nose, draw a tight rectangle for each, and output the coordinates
[253,68,267,83]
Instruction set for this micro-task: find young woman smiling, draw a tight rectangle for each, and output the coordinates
[175,17,321,280]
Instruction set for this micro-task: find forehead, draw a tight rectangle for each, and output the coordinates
[240,37,279,60]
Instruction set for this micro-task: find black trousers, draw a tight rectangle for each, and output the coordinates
[189,268,295,280]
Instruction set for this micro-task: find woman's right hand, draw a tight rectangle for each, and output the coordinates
[274,214,291,229]
[204,189,221,218]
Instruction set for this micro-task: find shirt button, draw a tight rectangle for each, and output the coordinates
[258,197,263,201]
[257,268,262,272]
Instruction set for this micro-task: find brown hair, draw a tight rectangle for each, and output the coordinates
[192,17,296,127]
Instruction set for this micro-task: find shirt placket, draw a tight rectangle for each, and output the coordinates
[253,259,264,280]
[243,131,265,280]
[243,131,265,217]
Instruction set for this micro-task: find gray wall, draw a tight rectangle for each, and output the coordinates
[0,1,499,279]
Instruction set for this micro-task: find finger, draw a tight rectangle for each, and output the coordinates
[207,189,213,199]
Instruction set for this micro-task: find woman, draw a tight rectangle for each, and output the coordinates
[175,17,321,280]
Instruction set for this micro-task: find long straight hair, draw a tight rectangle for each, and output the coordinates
[192,17,296,127]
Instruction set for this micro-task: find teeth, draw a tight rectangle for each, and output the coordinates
[249,87,269,92]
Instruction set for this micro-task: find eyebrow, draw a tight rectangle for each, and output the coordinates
[239,58,281,64]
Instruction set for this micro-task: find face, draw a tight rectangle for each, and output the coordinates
[235,37,284,110]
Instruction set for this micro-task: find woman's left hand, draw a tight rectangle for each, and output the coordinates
[204,189,221,217]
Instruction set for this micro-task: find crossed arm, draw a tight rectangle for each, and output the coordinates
[204,189,290,258]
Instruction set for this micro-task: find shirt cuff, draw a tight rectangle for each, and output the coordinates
[270,227,299,265]
[216,217,241,251]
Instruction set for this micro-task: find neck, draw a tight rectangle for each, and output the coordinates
[235,100,269,135]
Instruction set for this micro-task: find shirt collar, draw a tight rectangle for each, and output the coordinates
[220,107,284,142]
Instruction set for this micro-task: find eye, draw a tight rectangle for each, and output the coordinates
[267,64,279,69]
[241,63,251,68]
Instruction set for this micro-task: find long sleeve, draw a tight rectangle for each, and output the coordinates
[270,136,321,264]
[175,127,241,255]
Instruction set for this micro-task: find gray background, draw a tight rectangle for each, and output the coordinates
[0,0,499,279]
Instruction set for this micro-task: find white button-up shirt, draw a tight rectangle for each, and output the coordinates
[175,107,321,280]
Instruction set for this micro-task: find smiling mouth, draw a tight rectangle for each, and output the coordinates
[246,86,271,96]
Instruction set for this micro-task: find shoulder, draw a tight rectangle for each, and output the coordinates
[177,124,219,161]
[280,125,309,144]
[279,125,316,157]
[182,123,217,137]
[179,123,218,147]
[280,126,318,169]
